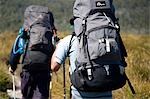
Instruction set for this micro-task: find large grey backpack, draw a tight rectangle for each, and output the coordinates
[22,5,55,70]
[70,0,128,92]
[23,5,55,51]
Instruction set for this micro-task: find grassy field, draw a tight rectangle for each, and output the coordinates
[0,32,150,99]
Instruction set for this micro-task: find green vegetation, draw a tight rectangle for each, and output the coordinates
[112,34,150,99]
[0,64,10,99]
[0,0,149,34]
[0,0,74,32]
[113,0,149,34]
[0,33,16,99]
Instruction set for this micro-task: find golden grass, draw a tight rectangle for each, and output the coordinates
[0,32,150,99]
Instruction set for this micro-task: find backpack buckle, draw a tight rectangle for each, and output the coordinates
[105,38,110,52]
[82,17,87,25]
[87,68,92,80]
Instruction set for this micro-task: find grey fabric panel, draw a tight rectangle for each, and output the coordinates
[73,0,114,18]
[73,0,91,18]
[28,26,50,48]
[22,5,53,51]
[23,5,51,29]
[25,5,49,13]
[74,18,83,36]
[86,13,111,32]
[74,12,113,36]
[76,27,122,63]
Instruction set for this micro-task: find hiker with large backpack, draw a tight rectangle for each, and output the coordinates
[51,34,115,99]
[51,0,135,98]
[8,5,58,99]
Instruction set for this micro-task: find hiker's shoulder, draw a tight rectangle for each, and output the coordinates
[61,35,77,43]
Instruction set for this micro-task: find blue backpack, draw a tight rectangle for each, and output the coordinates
[9,27,27,70]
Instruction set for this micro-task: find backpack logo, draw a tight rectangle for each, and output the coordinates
[96,1,106,7]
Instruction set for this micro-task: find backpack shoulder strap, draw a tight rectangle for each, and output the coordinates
[67,33,75,57]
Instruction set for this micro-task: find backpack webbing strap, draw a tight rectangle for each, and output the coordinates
[86,37,93,80]
[21,35,29,64]
[81,18,88,59]
[67,33,75,57]
[81,17,93,80]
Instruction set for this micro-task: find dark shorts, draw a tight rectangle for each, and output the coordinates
[20,70,51,99]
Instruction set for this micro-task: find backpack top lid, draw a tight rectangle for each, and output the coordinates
[73,0,114,18]
[23,5,53,30]
[73,0,116,37]
[25,5,49,13]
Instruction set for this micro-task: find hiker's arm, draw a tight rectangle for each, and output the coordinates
[51,37,69,72]
[51,51,61,72]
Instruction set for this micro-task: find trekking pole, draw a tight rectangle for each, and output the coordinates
[12,74,16,99]
[63,62,66,99]
[50,71,52,99]
[125,74,136,94]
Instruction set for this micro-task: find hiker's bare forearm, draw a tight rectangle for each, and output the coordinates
[51,61,60,72]
[51,51,61,72]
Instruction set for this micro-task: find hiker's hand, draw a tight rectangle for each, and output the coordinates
[119,66,125,75]
[9,67,15,75]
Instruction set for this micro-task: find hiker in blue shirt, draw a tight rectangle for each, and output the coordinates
[51,35,112,99]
